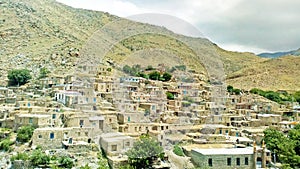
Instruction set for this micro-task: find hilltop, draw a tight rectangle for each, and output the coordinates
[258,48,300,58]
[0,0,299,91]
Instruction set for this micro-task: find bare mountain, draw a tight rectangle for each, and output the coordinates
[0,0,299,91]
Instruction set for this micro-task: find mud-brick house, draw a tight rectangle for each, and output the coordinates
[190,148,255,169]
[32,127,94,149]
[139,103,158,115]
[14,114,51,130]
[99,132,134,156]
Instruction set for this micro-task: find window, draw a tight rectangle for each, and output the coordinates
[219,130,222,134]
[236,158,240,166]
[127,116,130,122]
[125,142,130,147]
[50,133,54,139]
[38,135,42,139]
[111,145,117,151]
[208,158,213,167]
[245,157,249,165]
[227,158,231,166]
[79,120,84,126]
[52,114,56,119]
[29,118,33,124]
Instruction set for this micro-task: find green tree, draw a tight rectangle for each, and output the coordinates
[162,72,172,81]
[7,69,32,86]
[227,85,234,93]
[148,71,161,80]
[233,88,241,95]
[123,65,133,75]
[263,128,286,155]
[264,128,300,168]
[288,125,300,155]
[293,91,300,103]
[0,138,14,152]
[39,67,50,79]
[16,125,35,143]
[126,135,163,169]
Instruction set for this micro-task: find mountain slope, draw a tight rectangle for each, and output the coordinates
[0,0,299,91]
[227,55,300,91]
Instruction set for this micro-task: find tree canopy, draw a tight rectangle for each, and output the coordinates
[264,126,300,168]
[16,125,35,143]
[7,69,32,86]
[126,135,164,169]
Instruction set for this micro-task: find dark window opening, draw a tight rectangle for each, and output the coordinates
[236,158,240,166]
[245,157,249,165]
[208,158,213,167]
[227,158,231,166]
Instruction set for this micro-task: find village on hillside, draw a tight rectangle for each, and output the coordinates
[0,62,299,169]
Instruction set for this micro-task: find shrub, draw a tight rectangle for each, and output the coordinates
[173,145,184,156]
[39,67,50,79]
[0,138,14,152]
[166,92,174,100]
[11,152,29,162]
[58,156,74,168]
[30,149,50,166]
[17,125,35,143]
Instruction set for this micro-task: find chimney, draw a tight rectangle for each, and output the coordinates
[261,140,267,168]
[253,141,257,169]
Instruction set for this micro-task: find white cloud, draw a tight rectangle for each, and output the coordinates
[56,0,300,54]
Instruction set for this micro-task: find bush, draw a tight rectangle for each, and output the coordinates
[173,145,184,156]
[166,92,174,100]
[58,156,74,168]
[39,67,50,79]
[0,138,14,152]
[11,152,29,162]
[17,125,35,143]
[30,149,50,166]
[7,69,32,86]
[80,164,92,169]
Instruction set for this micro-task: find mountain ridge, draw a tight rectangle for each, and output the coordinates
[258,48,300,58]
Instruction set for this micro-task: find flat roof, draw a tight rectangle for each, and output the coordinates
[89,116,105,121]
[193,147,253,155]
[18,114,50,118]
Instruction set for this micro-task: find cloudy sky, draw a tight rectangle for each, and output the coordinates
[57,0,300,54]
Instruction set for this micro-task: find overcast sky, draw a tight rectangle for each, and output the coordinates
[57,0,300,54]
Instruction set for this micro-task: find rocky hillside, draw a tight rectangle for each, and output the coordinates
[0,0,115,78]
[0,0,299,91]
